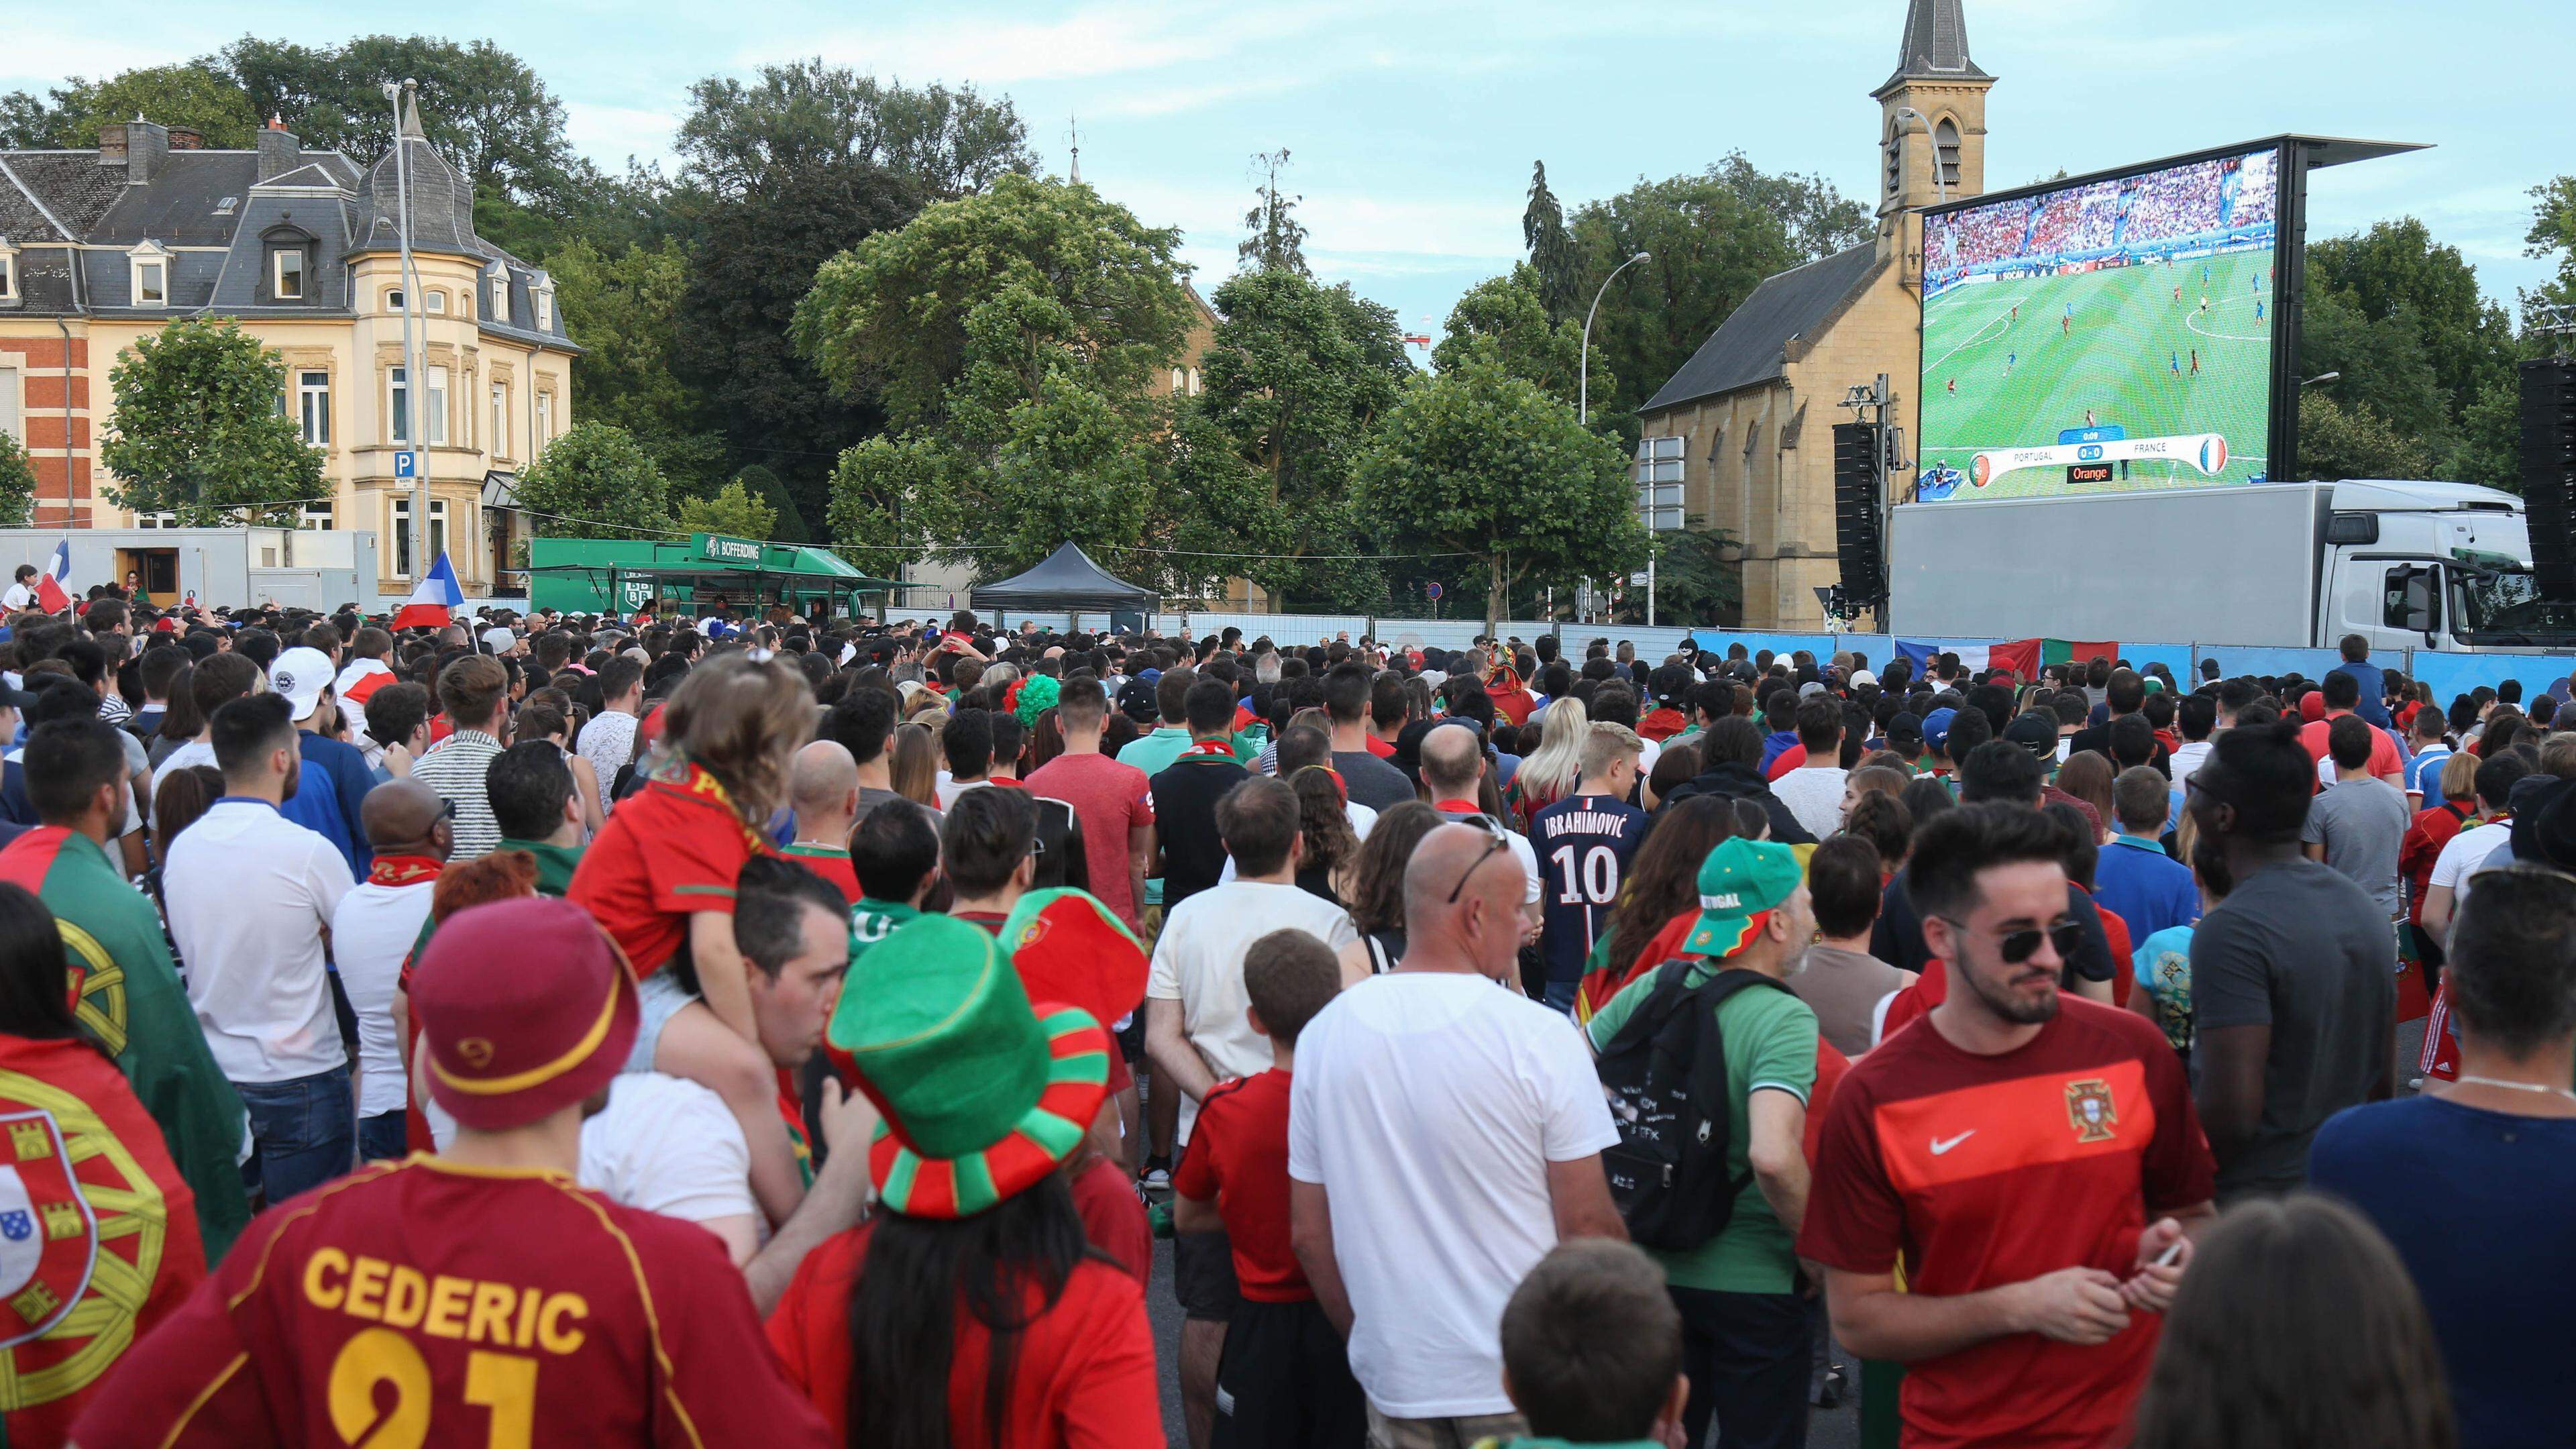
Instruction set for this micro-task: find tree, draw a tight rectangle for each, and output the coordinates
[674,480,777,541]
[1432,268,1608,407]
[223,37,577,207]
[7,64,258,149]
[545,235,732,496]
[1239,149,1310,275]
[513,423,674,538]
[97,319,323,526]
[1568,156,1871,419]
[2527,174,2576,315]
[675,60,1031,202]
[730,466,808,543]
[1351,358,1644,626]
[1611,528,1741,625]
[1523,162,1578,320]
[2300,217,2525,484]
[2296,390,2433,484]
[0,431,35,529]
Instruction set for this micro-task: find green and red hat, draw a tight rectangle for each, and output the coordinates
[839,913,1111,1219]
[1000,888,1147,1030]
[1680,837,1804,959]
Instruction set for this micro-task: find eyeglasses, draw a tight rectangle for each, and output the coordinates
[1934,915,2084,965]
[1446,833,1510,904]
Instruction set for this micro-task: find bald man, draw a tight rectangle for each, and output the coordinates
[1419,721,1544,929]
[783,739,863,905]
[1288,823,1626,1444]
[335,779,453,1160]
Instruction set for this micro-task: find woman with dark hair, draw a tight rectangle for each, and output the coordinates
[1337,800,1442,979]
[1898,776,1955,830]
[2054,749,2119,842]
[1843,791,1913,877]
[1028,798,1091,893]
[2132,1193,2454,1449]
[1572,796,1739,1020]
[1642,740,1698,812]
[769,915,1153,1448]
[146,661,202,768]
[0,882,78,1041]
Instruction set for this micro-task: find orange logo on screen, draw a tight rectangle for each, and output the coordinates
[2064,1079,2118,1143]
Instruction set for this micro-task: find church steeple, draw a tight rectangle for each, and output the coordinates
[1872,0,1996,238]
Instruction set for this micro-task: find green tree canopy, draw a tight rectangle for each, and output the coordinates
[2528,174,2576,316]
[1523,162,1578,320]
[676,60,1031,201]
[1432,266,1608,408]
[0,432,35,529]
[2298,389,2434,483]
[730,466,808,544]
[2299,217,2526,484]
[513,423,674,539]
[674,480,777,541]
[1351,358,1644,625]
[98,319,323,525]
[1240,149,1310,275]
[5,64,258,148]
[223,36,577,206]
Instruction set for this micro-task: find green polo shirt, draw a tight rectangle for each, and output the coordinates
[1116,724,1193,779]
[1472,1438,1665,1449]
[498,837,584,898]
[1585,963,1817,1293]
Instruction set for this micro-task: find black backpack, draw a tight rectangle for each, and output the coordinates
[1594,961,1792,1251]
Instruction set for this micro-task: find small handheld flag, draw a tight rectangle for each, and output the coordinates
[32,541,71,614]
[390,551,464,631]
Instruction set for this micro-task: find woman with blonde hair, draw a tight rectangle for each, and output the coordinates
[889,722,943,812]
[1505,695,1589,829]
[568,653,817,1227]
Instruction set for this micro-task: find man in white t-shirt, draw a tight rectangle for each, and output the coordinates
[328,779,450,1163]
[2419,753,2528,943]
[162,692,356,1204]
[1147,773,1358,1449]
[1770,694,1851,841]
[1419,722,1542,925]
[1,566,34,613]
[1289,822,1625,1444]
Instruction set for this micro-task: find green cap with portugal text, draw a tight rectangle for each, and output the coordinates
[1682,837,1803,959]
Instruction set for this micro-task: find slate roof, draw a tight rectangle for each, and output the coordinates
[1640,243,1880,414]
[1877,0,1989,93]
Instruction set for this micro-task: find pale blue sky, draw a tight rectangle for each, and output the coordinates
[13,1,2567,350]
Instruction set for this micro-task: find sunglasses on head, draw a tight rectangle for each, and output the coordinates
[1936,914,2084,965]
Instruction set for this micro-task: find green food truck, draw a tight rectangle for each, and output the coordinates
[526,534,899,622]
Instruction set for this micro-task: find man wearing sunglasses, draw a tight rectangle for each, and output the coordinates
[1803,803,2217,1449]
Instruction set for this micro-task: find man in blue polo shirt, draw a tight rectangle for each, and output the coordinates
[2094,765,2199,939]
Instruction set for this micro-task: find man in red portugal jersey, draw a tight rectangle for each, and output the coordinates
[70,896,830,1448]
[1799,804,2216,1449]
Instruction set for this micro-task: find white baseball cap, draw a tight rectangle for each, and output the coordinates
[481,626,515,653]
[269,647,334,720]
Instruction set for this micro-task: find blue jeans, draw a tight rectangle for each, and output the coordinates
[236,1065,355,1206]
[358,1110,408,1163]
[1670,1287,1810,1449]
[1544,977,1580,1014]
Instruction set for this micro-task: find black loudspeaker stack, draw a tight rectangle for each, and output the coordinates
[1831,423,1885,614]
[2524,358,2576,601]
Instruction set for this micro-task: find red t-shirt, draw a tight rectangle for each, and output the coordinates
[765,1222,1158,1446]
[1070,1156,1150,1283]
[1638,707,1689,743]
[568,761,775,978]
[1171,1069,1305,1301]
[1023,751,1156,931]
[2298,714,2401,782]
[1803,1036,1851,1167]
[1797,999,2215,1449]
[2095,903,2133,1010]
[780,845,861,907]
[72,1158,828,1448]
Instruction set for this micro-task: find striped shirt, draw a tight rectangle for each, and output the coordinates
[410,727,505,858]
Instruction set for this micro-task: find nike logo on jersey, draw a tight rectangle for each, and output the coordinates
[1929,1130,1977,1156]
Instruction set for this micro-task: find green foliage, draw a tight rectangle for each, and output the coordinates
[8,64,258,148]
[223,36,576,205]
[0,431,35,529]
[1568,155,1872,419]
[513,423,674,538]
[2299,217,2526,484]
[2297,390,2433,484]
[1611,529,1741,626]
[2528,174,2576,314]
[1433,267,1608,408]
[97,319,323,525]
[549,237,698,435]
[824,435,931,580]
[676,61,1032,201]
[1523,162,1578,321]
[1239,149,1309,275]
[731,466,808,544]
[1351,358,1644,625]
[674,480,777,541]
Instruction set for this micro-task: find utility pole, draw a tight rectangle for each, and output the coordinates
[387,80,428,582]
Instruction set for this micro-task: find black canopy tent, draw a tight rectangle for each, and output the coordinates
[968,543,1157,621]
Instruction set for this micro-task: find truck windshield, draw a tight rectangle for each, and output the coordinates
[2451,568,2576,639]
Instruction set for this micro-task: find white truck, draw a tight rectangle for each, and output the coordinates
[1884,479,2576,652]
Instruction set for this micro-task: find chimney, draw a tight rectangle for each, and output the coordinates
[166,127,203,150]
[257,117,301,182]
[95,124,126,168]
[123,120,169,186]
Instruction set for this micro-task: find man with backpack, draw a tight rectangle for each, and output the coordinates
[1585,836,1819,1449]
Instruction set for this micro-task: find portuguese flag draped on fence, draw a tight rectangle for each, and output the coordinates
[1894,639,2121,680]
[0,828,252,1263]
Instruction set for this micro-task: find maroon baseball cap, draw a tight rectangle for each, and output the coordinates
[411,898,639,1130]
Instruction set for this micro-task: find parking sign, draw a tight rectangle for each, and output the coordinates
[394,451,418,478]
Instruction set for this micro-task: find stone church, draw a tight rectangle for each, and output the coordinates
[1635,0,1992,629]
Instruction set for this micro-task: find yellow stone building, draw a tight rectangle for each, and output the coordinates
[0,99,577,599]
[1635,0,1993,629]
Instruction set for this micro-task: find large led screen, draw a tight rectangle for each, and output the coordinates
[1915,146,2282,501]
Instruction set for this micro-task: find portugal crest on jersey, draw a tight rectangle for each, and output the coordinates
[2063,1078,2119,1143]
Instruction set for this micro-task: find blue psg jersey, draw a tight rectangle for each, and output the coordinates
[1529,792,1648,983]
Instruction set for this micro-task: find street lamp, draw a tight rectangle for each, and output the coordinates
[1893,108,1948,208]
[2300,372,2341,386]
[384,79,428,585]
[1580,251,1650,425]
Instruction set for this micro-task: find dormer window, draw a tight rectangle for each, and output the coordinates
[533,277,553,332]
[489,271,508,324]
[273,249,303,299]
[0,239,15,304]
[129,244,169,309]
[261,221,315,305]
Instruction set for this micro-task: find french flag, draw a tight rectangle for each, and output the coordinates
[32,540,70,614]
[390,551,464,631]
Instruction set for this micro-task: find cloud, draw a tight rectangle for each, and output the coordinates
[562,101,683,168]
[0,23,215,91]
[796,0,1363,87]
[1091,74,1308,119]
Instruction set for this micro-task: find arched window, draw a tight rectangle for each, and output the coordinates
[1935,118,1962,189]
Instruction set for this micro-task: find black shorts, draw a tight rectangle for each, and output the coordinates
[1173,1229,1241,1322]
[1212,1297,1366,1449]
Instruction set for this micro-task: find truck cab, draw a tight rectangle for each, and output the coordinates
[2318,480,2576,653]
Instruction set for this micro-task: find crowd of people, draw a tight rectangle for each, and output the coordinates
[0,584,2560,1449]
